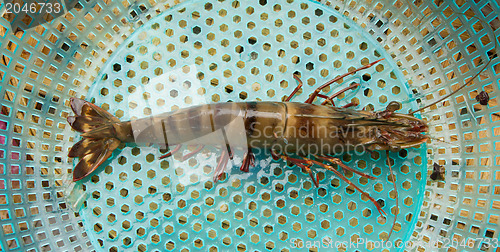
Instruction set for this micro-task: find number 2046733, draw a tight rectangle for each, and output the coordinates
[439,238,499,249]
[4,2,62,14]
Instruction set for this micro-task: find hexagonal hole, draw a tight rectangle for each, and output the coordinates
[307,229,316,238]
[334,210,343,220]
[349,217,358,227]
[347,201,357,211]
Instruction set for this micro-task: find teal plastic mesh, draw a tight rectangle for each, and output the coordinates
[0,0,499,251]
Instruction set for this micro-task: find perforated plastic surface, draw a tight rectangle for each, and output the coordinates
[1,0,499,252]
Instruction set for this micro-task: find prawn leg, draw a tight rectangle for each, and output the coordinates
[317,94,359,108]
[315,155,376,180]
[320,83,360,106]
[285,158,319,188]
[342,102,357,108]
[159,144,182,159]
[290,76,360,106]
[274,152,320,188]
[316,94,333,105]
[307,158,387,217]
[181,145,204,161]
[305,58,384,104]
[239,149,255,172]
[213,149,229,183]
[274,152,385,216]
[285,75,304,102]
[298,163,320,188]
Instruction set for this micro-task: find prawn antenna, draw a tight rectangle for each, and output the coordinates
[418,118,453,144]
[409,12,498,116]
[426,135,453,145]
[386,150,398,241]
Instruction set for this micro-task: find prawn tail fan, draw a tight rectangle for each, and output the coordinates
[67,98,122,182]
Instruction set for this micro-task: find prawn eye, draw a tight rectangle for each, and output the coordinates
[386,101,401,112]
[476,90,489,105]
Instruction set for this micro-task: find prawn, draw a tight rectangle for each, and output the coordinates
[66,53,491,240]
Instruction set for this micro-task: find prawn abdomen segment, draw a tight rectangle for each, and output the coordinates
[129,102,287,148]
